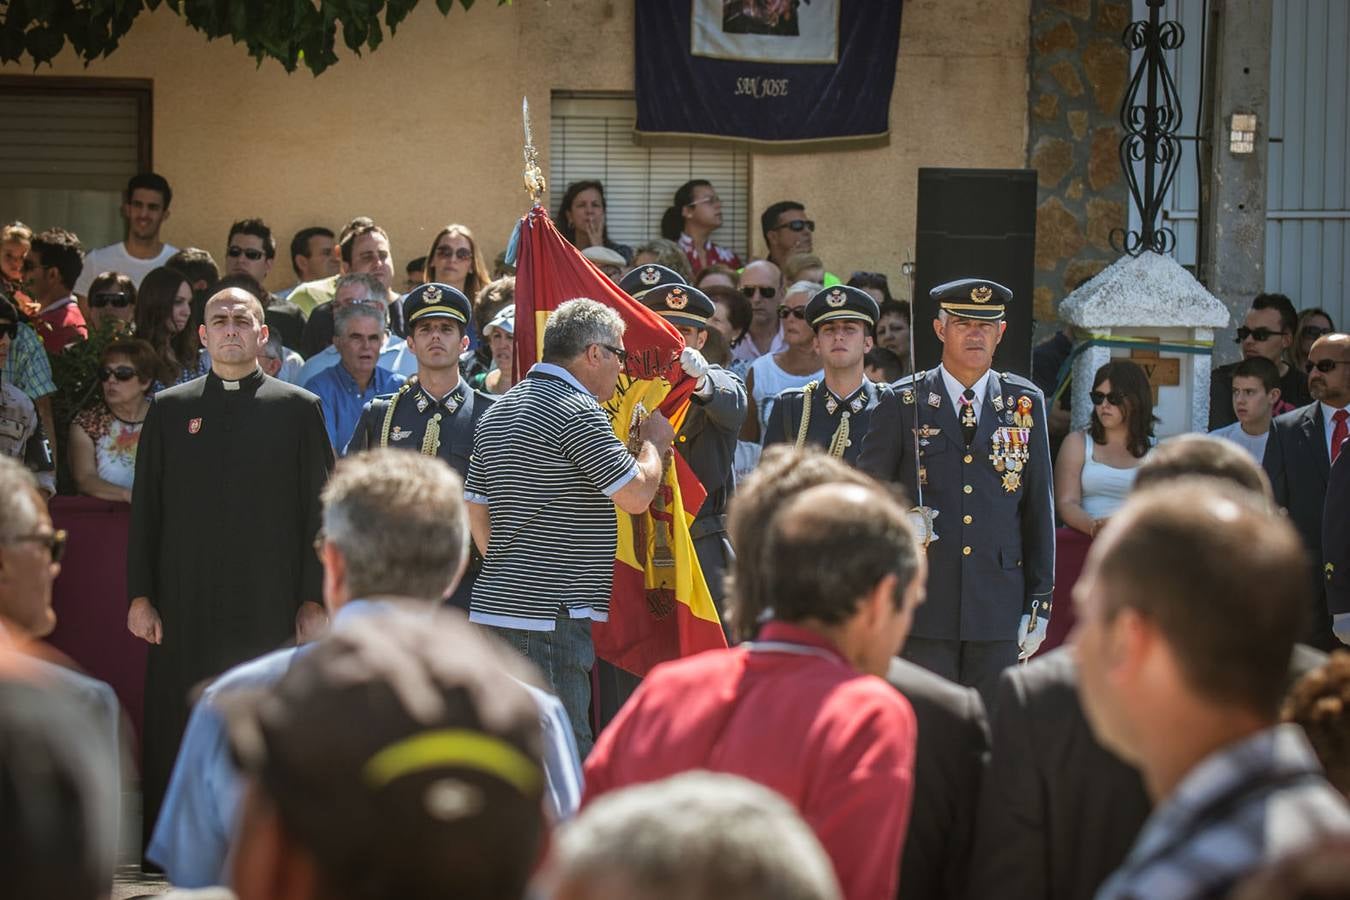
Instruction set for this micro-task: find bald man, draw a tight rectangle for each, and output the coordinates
[127,287,334,861]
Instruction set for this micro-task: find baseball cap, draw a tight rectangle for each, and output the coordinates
[223,607,546,900]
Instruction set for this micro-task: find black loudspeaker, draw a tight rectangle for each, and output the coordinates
[913,168,1037,378]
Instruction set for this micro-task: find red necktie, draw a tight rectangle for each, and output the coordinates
[1333,409,1349,464]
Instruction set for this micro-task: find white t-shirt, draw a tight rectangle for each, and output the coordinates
[75,241,179,294]
[1209,420,1270,463]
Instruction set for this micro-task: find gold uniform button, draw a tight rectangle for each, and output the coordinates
[963,485,973,494]
[963,454,973,464]
[678,434,687,443]
[963,515,973,525]
[962,546,972,556]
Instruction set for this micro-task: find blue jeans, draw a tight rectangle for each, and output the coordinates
[490,615,595,757]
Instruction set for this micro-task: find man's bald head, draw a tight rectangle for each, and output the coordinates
[1308,332,1350,407]
[741,259,782,287]
[204,287,266,326]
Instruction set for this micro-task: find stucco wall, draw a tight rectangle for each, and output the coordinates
[2,0,1029,296]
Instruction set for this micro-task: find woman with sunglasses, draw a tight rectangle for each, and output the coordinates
[134,266,205,393]
[1294,308,1336,374]
[423,225,491,350]
[69,339,157,503]
[557,180,634,265]
[660,179,741,277]
[85,271,136,334]
[1042,360,1157,654]
[740,280,824,448]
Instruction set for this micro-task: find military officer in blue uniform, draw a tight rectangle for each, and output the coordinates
[347,282,494,610]
[627,276,747,615]
[764,284,889,466]
[858,278,1055,704]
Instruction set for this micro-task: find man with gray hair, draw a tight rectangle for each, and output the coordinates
[304,301,404,451]
[466,297,675,754]
[149,449,582,888]
[298,272,415,384]
[540,772,842,900]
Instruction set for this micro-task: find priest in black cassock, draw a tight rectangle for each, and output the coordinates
[127,287,333,859]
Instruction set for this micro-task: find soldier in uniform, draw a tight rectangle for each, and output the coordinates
[631,280,747,613]
[347,282,493,610]
[0,295,53,496]
[858,278,1054,704]
[764,284,888,466]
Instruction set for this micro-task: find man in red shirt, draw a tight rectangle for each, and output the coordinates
[584,479,925,900]
[25,228,87,353]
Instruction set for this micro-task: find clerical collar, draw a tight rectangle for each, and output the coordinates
[211,366,264,391]
[823,379,870,416]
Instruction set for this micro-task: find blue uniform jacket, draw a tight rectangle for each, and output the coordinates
[763,377,888,467]
[675,365,747,522]
[857,368,1055,642]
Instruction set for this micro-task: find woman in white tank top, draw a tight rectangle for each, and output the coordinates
[1040,360,1157,655]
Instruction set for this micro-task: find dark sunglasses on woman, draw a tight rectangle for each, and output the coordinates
[90,292,133,309]
[777,305,808,320]
[98,365,139,383]
[1090,390,1125,407]
[436,246,474,261]
[1300,325,1331,341]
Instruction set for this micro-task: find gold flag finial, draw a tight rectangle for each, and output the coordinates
[522,97,546,205]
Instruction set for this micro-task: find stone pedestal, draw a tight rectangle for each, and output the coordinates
[1059,252,1229,436]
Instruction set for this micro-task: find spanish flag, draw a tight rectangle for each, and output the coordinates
[512,205,727,675]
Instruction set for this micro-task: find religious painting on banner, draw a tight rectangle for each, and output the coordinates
[512,205,727,676]
[635,0,902,144]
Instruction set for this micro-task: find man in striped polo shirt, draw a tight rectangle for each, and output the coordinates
[465,298,674,754]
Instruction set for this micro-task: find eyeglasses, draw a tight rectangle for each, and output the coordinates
[741,285,777,300]
[98,365,138,382]
[1090,390,1125,407]
[601,343,629,365]
[1306,359,1346,374]
[777,306,808,320]
[90,292,133,309]
[6,529,67,563]
[771,219,815,233]
[0,321,16,340]
[1300,325,1331,341]
[227,246,266,261]
[686,195,721,207]
[1236,326,1288,342]
[435,246,474,261]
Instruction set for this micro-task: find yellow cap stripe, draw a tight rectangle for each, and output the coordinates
[812,309,875,325]
[409,305,467,323]
[363,728,541,794]
[939,302,1006,312]
[657,310,710,324]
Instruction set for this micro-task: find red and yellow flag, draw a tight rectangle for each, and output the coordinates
[512,206,727,675]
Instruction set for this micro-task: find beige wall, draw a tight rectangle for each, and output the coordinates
[2,0,1029,296]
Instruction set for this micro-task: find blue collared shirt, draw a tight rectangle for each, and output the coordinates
[298,336,417,385]
[307,363,405,450]
[147,599,584,888]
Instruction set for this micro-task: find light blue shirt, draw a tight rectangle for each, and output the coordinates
[299,336,417,385]
[306,363,405,451]
[147,599,584,888]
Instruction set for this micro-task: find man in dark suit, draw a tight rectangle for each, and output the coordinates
[1263,332,1350,649]
[859,278,1055,704]
[1328,441,1350,646]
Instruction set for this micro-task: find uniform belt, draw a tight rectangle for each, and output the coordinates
[689,515,728,541]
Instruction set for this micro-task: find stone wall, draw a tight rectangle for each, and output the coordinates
[1028,0,1132,335]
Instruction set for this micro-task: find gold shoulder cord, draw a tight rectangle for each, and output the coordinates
[378,383,413,448]
[827,411,851,459]
[793,381,817,449]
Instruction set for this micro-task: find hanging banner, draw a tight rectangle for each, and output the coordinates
[635,0,902,145]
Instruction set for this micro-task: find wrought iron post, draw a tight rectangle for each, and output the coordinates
[1111,0,1185,256]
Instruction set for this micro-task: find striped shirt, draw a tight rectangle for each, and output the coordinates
[465,363,638,630]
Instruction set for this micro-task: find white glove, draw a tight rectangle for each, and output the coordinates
[679,346,711,389]
[1334,612,1350,647]
[1018,613,1049,660]
[906,506,939,547]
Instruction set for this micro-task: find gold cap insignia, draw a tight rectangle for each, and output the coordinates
[970,285,993,304]
[640,266,660,286]
[423,285,443,303]
[666,288,689,310]
[826,288,846,307]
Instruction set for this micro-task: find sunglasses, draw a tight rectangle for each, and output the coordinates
[772,219,815,233]
[227,246,266,261]
[435,246,474,261]
[1090,390,1126,407]
[90,292,133,309]
[0,321,16,340]
[98,365,139,382]
[777,305,808,320]
[600,343,629,364]
[1301,325,1331,340]
[741,285,777,300]
[7,529,67,563]
[1305,359,1346,374]
[1235,326,1287,342]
